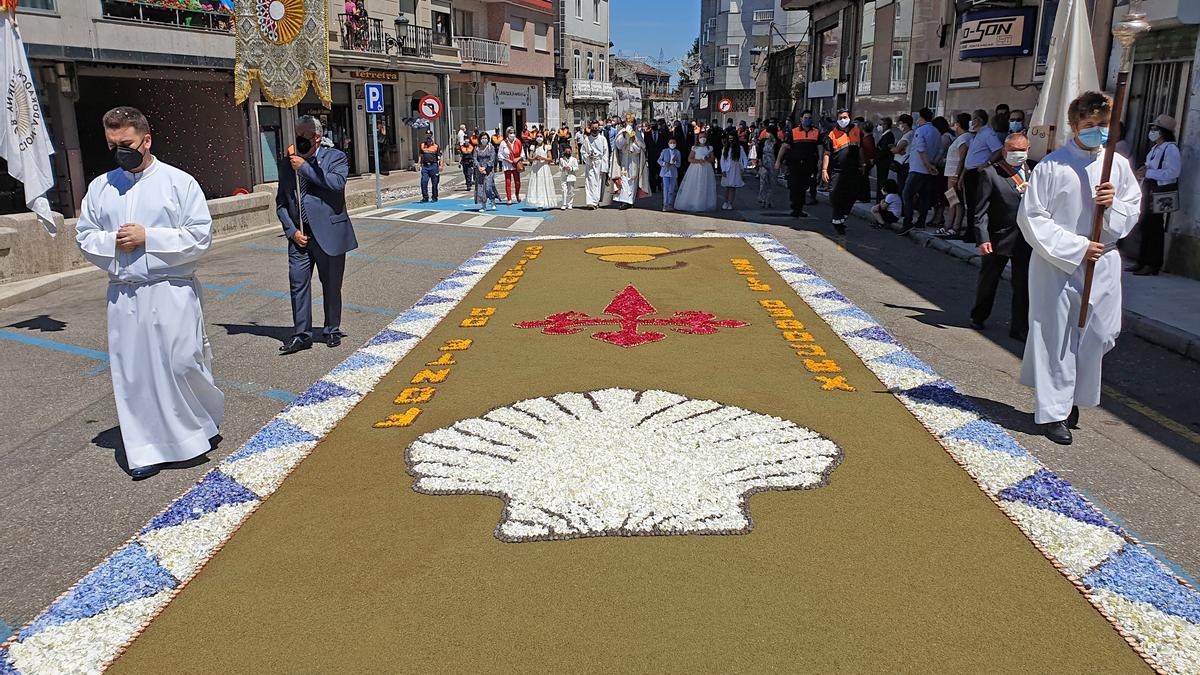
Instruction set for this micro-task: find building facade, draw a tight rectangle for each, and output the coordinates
[448,0,556,136]
[555,0,613,127]
[14,0,467,219]
[696,0,809,124]
[609,57,680,121]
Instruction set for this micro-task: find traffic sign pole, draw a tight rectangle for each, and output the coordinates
[372,112,381,209]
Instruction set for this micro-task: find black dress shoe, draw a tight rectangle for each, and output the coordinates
[279,336,312,355]
[1043,421,1073,445]
[1132,266,1159,276]
[1067,405,1080,429]
[129,465,160,480]
[969,320,986,330]
[326,332,344,348]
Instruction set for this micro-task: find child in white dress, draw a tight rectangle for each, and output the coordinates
[558,147,579,210]
[524,138,558,210]
[720,143,744,210]
[674,135,718,212]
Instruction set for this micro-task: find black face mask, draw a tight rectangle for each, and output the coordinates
[113,144,144,172]
[294,135,313,155]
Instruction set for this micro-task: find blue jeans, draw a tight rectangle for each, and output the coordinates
[420,164,440,200]
[662,175,677,209]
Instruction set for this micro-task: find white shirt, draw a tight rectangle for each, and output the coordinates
[559,156,579,181]
[894,130,914,165]
[1144,141,1180,186]
[944,132,974,178]
[884,192,903,217]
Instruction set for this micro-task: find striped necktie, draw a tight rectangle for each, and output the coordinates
[297,159,311,227]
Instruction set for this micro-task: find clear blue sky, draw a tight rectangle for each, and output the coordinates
[609,0,700,85]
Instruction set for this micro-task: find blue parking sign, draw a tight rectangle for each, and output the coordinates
[364,83,384,114]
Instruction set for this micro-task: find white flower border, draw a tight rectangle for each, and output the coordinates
[1,232,1196,674]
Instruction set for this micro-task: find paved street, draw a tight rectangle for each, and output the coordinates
[2,178,1198,639]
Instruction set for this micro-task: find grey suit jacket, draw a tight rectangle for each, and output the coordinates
[974,161,1031,257]
[277,146,359,257]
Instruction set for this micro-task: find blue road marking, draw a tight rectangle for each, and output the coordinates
[0,617,13,641]
[239,244,458,268]
[390,198,552,220]
[202,283,400,316]
[0,327,298,403]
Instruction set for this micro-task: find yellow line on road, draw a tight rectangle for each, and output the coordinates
[1102,384,1200,446]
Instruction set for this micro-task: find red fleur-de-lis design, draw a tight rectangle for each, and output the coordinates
[515,285,748,348]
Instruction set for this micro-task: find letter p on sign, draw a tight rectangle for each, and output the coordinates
[365,83,384,114]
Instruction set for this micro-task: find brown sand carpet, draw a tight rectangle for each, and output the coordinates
[111,238,1146,672]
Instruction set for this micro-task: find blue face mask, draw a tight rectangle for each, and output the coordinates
[1009,120,1023,132]
[1078,126,1109,149]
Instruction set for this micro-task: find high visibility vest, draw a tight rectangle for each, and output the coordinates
[459,143,474,157]
[829,127,861,151]
[791,127,819,143]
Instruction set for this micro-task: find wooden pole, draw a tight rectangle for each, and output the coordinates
[1078,0,1149,328]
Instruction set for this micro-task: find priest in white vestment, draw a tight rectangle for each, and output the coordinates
[1016,92,1140,445]
[581,125,609,209]
[75,106,224,479]
[610,120,651,210]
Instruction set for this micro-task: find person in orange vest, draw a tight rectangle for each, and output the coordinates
[773,109,820,218]
[458,135,476,192]
[418,131,442,203]
[820,108,865,234]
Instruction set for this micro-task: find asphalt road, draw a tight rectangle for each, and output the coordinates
[2,177,1197,639]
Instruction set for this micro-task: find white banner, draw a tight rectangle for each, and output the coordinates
[0,16,55,235]
[1029,0,1099,157]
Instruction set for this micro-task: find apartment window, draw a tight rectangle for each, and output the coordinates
[856,50,872,95]
[534,23,548,52]
[510,16,526,48]
[890,49,907,93]
[728,50,739,68]
[599,54,606,80]
[752,9,773,22]
[593,0,600,24]
[587,52,594,79]
[432,10,452,46]
[574,50,581,78]
[453,9,473,37]
[17,0,55,10]
[575,0,582,19]
[923,62,941,112]
[703,27,711,43]
[718,47,729,67]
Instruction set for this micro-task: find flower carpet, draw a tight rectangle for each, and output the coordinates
[3,233,1199,672]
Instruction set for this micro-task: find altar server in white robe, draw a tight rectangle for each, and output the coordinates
[1017,92,1140,446]
[610,117,651,210]
[581,124,609,209]
[75,107,224,479]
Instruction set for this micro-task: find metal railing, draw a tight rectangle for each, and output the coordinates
[336,15,434,58]
[456,36,509,66]
[752,9,774,21]
[101,0,233,32]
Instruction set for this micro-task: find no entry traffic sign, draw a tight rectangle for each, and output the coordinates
[419,95,443,120]
[717,98,733,114]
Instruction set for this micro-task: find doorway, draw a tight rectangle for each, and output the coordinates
[502,107,526,134]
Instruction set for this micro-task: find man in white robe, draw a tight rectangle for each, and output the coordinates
[581,124,609,209]
[75,106,224,479]
[610,121,651,210]
[1016,92,1140,445]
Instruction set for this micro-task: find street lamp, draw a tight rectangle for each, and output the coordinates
[387,15,409,54]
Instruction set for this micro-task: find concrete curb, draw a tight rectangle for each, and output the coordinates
[833,195,1200,363]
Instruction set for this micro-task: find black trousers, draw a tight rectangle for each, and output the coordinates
[289,234,346,340]
[875,157,890,201]
[648,160,662,193]
[902,171,936,228]
[1137,210,1166,269]
[830,168,860,220]
[972,241,1031,333]
[787,159,815,213]
[962,168,982,242]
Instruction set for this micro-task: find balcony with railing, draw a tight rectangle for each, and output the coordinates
[337,15,433,58]
[456,36,509,66]
[571,78,614,101]
[101,0,233,32]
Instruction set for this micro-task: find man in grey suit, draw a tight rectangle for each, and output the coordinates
[277,115,359,355]
[970,133,1032,343]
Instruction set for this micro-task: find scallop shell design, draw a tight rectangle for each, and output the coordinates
[406,388,843,543]
[256,0,304,45]
[8,75,33,143]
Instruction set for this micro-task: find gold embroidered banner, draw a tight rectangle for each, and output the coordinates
[234,0,330,108]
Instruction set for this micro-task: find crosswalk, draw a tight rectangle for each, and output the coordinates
[357,202,545,233]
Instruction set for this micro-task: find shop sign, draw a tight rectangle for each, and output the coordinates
[490,82,535,108]
[350,70,400,82]
[959,8,1037,61]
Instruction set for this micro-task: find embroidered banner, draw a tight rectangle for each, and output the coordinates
[234,0,330,108]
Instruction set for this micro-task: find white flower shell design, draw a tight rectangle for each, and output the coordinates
[406,388,843,542]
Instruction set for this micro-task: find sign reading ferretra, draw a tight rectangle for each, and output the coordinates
[958,7,1037,61]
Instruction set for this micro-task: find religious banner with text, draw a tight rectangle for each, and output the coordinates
[233,0,330,108]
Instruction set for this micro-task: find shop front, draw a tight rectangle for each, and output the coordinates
[484,78,543,133]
